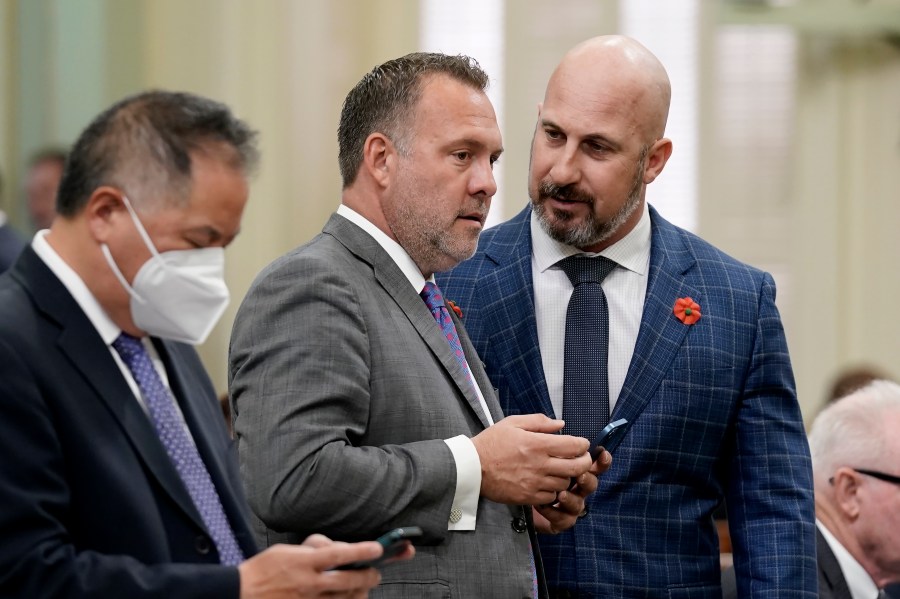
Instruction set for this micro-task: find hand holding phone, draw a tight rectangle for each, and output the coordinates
[334,526,422,570]
[568,418,628,490]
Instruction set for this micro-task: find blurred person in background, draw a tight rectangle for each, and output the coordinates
[24,147,67,231]
[0,166,27,273]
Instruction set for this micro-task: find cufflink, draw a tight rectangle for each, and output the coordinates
[449,508,462,523]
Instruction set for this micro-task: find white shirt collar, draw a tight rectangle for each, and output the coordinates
[530,201,652,275]
[30,231,122,345]
[817,520,881,599]
[336,204,432,292]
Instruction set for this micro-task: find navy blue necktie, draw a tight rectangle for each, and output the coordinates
[558,256,618,443]
[112,333,244,565]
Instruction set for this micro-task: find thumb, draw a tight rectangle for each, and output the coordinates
[502,413,565,434]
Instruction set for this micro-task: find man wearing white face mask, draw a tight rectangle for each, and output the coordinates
[0,90,402,598]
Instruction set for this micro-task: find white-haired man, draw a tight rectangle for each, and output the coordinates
[809,380,900,599]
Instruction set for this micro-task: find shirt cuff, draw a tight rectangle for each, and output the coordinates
[443,435,481,530]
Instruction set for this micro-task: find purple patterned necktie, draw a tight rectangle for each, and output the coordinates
[112,333,244,566]
[420,282,478,393]
[420,282,538,598]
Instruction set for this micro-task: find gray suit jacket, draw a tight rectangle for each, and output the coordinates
[229,213,542,598]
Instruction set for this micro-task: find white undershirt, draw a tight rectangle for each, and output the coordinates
[337,205,483,530]
[818,520,881,599]
[530,203,651,419]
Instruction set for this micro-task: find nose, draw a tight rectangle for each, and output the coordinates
[548,143,580,187]
[469,157,498,198]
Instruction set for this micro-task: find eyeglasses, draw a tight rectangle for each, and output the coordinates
[829,468,900,487]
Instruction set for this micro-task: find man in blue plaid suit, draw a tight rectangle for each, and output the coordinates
[437,35,817,598]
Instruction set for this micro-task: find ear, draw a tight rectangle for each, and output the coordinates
[832,467,863,520]
[362,132,396,189]
[643,137,673,184]
[84,187,126,243]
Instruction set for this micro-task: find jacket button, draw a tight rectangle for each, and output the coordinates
[578,504,590,519]
[195,535,212,555]
[511,516,527,533]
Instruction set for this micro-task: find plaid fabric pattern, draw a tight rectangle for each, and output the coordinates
[438,205,817,598]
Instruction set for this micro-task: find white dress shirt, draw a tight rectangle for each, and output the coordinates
[31,231,191,429]
[530,203,651,419]
[337,204,485,530]
[818,520,881,599]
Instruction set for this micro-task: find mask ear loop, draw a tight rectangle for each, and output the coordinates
[120,195,163,259]
[101,194,158,304]
[100,243,147,304]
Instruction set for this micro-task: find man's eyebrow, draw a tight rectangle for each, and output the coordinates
[451,138,504,156]
[540,118,622,151]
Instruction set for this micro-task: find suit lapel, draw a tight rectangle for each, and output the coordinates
[817,526,853,599]
[454,309,504,424]
[611,207,699,427]
[482,207,554,417]
[19,249,208,532]
[324,214,493,429]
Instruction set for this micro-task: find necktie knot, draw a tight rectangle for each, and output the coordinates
[558,255,617,287]
[112,332,145,365]
[420,281,446,312]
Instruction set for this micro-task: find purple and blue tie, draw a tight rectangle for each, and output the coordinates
[112,333,244,566]
[420,282,477,393]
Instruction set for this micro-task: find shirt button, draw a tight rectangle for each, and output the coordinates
[449,508,462,523]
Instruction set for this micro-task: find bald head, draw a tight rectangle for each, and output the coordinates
[547,35,671,142]
[528,35,674,252]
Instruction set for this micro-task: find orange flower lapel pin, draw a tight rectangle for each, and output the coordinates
[446,300,463,319]
[673,297,700,325]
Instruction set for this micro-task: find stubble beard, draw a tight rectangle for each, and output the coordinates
[386,181,485,276]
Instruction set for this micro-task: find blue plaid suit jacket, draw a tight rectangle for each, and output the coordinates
[438,205,817,598]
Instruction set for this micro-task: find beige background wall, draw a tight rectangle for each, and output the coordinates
[1,0,898,424]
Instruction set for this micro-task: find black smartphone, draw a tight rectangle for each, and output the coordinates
[334,526,422,570]
[588,417,629,461]
[568,418,629,491]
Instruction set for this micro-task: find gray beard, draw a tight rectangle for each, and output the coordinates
[533,154,645,249]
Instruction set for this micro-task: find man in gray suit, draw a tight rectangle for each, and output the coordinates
[229,53,607,598]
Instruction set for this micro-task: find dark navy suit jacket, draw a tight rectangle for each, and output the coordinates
[438,205,817,598]
[0,248,258,598]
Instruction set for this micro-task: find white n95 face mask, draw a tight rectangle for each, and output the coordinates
[101,196,230,345]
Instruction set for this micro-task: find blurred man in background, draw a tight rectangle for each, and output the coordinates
[24,147,66,231]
